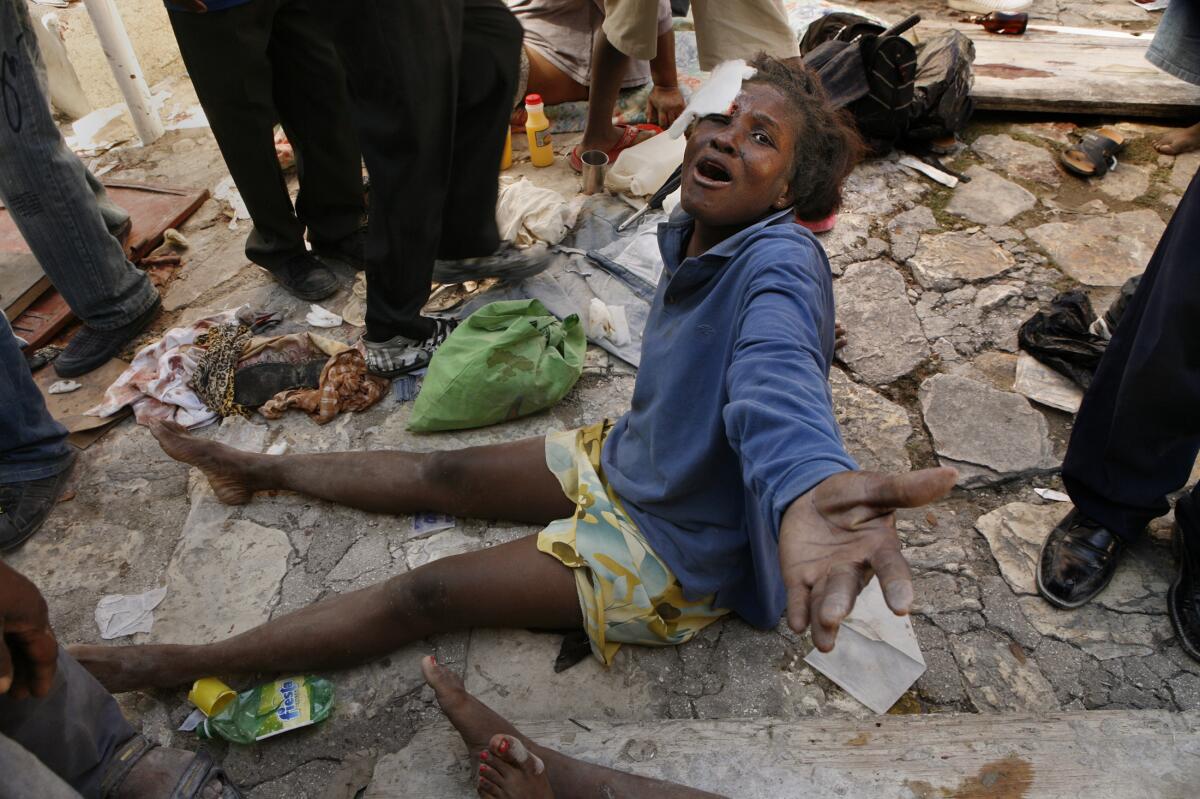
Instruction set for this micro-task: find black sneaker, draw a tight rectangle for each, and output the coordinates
[0,452,76,552]
[55,295,161,378]
[363,317,458,378]
[265,252,339,301]
[313,227,367,271]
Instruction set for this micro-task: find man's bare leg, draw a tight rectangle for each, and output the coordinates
[71,422,582,691]
[423,657,724,798]
[580,31,652,153]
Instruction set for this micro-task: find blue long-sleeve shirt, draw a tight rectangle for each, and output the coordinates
[602,208,858,628]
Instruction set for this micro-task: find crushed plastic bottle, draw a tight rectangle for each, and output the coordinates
[194,676,334,744]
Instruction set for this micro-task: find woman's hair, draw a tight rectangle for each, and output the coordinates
[746,54,863,221]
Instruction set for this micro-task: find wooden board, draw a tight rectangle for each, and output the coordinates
[371,710,1200,798]
[0,252,50,321]
[11,289,73,352]
[102,182,209,262]
[923,24,1200,118]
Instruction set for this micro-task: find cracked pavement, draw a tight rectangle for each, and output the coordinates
[11,2,1200,793]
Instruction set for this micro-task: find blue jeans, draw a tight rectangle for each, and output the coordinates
[1147,0,1200,88]
[0,0,158,332]
[0,314,71,484]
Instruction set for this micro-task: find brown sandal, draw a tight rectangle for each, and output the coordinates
[1060,126,1126,178]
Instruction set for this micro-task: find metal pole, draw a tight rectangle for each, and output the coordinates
[82,0,164,145]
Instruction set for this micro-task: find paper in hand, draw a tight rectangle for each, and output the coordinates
[804,576,926,714]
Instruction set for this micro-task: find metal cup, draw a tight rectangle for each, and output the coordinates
[580,150,609,195]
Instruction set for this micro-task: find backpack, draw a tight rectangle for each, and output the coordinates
[803,14,921,153]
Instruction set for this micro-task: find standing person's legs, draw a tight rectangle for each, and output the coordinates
[0,734,81,799]
[436,0,521,262]
[1061,172,1200,539]
[168,0,336,300]
[0,314,75,551]
[688,0,800,71]
[1041,172,1200,608]
[579,0,658,154]
[322,0,460,374]
[265,0,366,262]
[0,0,158,372]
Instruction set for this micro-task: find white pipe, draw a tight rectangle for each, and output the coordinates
[82,0,164,145]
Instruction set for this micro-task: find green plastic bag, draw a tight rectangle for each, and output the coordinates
[409,299,586,432]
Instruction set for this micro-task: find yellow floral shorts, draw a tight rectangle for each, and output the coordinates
[537,421,728,665]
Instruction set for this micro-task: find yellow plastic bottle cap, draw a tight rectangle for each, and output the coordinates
[188,677,236,717]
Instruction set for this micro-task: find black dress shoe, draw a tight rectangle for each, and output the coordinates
[0,452,76,552]
[55,295,161,378]
[1169,522,1200,663]
[1037,508,1128,609]
[265,252,339,301]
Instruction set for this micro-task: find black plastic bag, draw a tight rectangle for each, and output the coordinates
[1018,291,1108,390]
[906,30,976,145]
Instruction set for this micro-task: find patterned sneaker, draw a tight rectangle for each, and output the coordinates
[432,243,553,285]
[0,452,76,552]
[363,317,458,378]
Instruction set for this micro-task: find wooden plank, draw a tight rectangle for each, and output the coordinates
[0,252,51,321]
[11,290,73,352]
[101,182,209,262]
[922,24,1200,117]
[369,710,1200,798]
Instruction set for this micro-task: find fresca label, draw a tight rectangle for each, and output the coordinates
[256,677,315,740]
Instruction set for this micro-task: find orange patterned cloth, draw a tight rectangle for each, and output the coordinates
[259,350,388,424]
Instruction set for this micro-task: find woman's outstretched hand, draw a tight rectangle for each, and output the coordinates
[779,467,957,652]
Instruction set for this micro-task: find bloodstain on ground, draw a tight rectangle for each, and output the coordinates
[974,64,1055,80]
[904,756,1034,798]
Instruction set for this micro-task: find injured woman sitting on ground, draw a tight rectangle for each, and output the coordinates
[74,56,956,798]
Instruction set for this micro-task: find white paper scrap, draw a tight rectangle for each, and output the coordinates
[48,380,82,395]
[804,577,926,714]
[95,586,168,640]
[1035,488,1071,502]
[178,708,207,732]
[305,304,343,328]
[898,155,959,188]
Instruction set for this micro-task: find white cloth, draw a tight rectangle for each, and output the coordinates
[496,176,575,246]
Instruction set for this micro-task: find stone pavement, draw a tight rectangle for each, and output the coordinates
[12,11,1200,795]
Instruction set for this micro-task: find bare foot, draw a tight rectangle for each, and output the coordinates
[479,734,552,799]
[834,321,848,351]
[70,643,192,693]
[150,419,257,505]
[579,123,654,156]
[112,746,234,799]
[1156,122,1200,155]
[421,655,552,798]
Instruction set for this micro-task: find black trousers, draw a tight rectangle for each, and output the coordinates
[323,0,522,341]
[1063,171,1200,543]
[169,0,365,269]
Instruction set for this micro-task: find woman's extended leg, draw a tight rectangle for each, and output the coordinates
[148,419,576,524]
[73,534,582,693]
[72,421,585,692]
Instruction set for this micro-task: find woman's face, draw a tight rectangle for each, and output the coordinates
[680,82,797,230]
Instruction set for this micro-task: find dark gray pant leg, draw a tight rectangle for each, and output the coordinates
[0,650,135,799]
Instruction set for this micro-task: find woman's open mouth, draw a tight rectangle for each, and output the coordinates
[692,156,733,188]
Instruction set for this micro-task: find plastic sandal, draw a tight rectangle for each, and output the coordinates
[1060,126,1126,178]
[570,124,652,173]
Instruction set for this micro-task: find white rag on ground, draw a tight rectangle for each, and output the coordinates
[95,586,168,640]
[804,577,927,714]
[86,307,250,429]
[496,177,575,246]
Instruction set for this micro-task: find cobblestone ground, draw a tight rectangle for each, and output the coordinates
[11,2,1199,794]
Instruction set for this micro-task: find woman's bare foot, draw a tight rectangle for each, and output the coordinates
[479,734,552,799]
[70,643,192,693]
[420,656,552,797]
[150,419,258,505]
[1156,122,1200,155]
